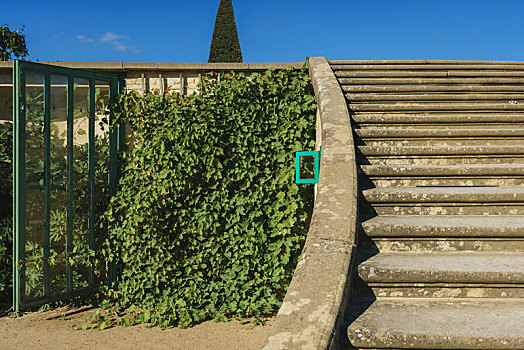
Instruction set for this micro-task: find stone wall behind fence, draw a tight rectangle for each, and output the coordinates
[125,70,201,95]
[0,62,304,122]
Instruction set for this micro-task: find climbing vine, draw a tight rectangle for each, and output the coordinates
[0,65,317,327]
[98,65,317,327]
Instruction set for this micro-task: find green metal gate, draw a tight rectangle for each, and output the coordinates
[13,60,122,311]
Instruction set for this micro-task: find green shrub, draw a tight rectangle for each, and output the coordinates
[0,122,12,306]
[208,0,243,63]
[102,66,316,327]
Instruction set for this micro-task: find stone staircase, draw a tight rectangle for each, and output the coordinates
[331,61,524,349]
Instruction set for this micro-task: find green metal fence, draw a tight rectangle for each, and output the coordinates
[13,60,122,311]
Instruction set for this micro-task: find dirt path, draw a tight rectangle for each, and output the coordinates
[0,306,273,350]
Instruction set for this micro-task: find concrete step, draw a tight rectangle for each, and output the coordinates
[369,203,524,216]
[330,59,524,65]
[356,124,524,130]
[346,298,524,349]
[367,284,524,299]
[361,215,524,238]
[350,102,524,113]
[339,77,524,85]
[361,164,524,177]
[357,132,524,150]
[361,187,524,215]
[358,146,524,165]
[359,155,524,166]
[352,114,524,125]
[355,128,524,147]
[350,266,523,300]
[363,186,524,204]
[359,138,524,147]
[355,128,524,139]
[347,93,524,102]
[359,164,524,187]
[358,251,524,284]
[362,176,524,188]
[339,73,524,80]
[367,283,524,299]
[332,64,524,71]
[368,237,524,253]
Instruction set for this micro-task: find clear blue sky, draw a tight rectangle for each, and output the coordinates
[4,0,524,63]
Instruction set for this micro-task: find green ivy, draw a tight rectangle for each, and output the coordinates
[0,121,12,307]
[100,66,317,327]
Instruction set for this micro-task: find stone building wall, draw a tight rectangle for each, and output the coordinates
[125,71,202,95]
[0,62,304,121]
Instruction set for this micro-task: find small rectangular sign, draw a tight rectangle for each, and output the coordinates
[295,150,320,184]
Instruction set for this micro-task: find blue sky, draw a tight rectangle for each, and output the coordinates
[4,0,524,63]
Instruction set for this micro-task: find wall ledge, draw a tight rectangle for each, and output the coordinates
[263,57,358,349]
[0,61,304,72]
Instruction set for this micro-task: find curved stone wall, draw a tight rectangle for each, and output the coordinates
[263,57,358,350]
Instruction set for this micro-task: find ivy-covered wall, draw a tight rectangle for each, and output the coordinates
[0,65,317,325]
[100,66,316,327]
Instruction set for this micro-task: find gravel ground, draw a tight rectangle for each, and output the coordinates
[0,305,273,350]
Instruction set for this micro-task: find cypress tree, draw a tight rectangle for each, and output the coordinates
[208,0,243,63]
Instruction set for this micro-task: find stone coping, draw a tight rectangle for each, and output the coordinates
[0,61,304,72]
[263,57,358,349]
[329,59,524,65]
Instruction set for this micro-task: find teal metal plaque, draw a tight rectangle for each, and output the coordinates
[295,150,320,184]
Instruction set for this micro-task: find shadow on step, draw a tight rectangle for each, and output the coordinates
[358,195,378,223]
[340,277,377,349]
[339,227,380,349]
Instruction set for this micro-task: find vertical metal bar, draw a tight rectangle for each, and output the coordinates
[12,61,17,311]
[117,77,125,156]
[13,60,26,312]
[17,61,26,310]
[108,80,117,198]
[179,72,183,95]
[118,76,125,96]
[107,76,125,283]
[43,73,51,298]
[107,78,117,283]
[66,74,73,293]
[88,78,95,288]
[141,73,145,96]
[12,60,18,311]
[159,73,163,94]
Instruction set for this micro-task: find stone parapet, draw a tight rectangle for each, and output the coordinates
[263,57,358,349]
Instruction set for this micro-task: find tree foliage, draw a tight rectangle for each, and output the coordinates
[0,24,28,61]
[208,0,243,63]
[97,66,316,327]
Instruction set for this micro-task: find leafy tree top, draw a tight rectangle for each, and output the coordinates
[0,24,28,61]
[208,0,243,63]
